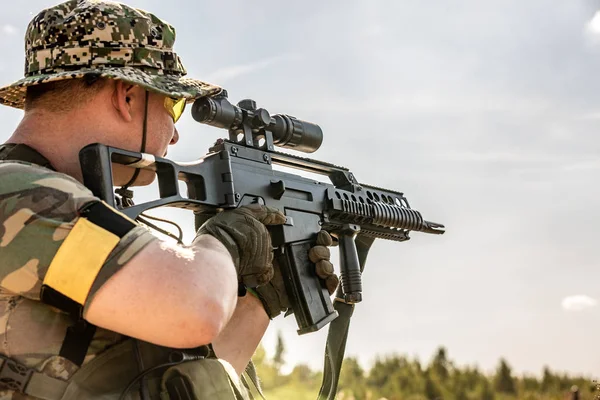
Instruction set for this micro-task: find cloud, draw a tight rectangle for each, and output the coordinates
[561,160,600,172]
[445,151,560,164]
[204,54,298,84]
[576,111,600,120]
[586,11,600,35]
[584,11,600,48]
[561,295,598,311]
[2,25,17,36]
[364,24,384,38]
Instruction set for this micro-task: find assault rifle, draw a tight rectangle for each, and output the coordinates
[79,90,444,399]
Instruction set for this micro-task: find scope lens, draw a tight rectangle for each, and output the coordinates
[191,97,241,129]
[270,115,323,153]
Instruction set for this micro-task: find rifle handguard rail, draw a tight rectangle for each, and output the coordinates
[329,199,444,234]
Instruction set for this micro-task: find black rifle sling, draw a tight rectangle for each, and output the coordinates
[317,300,354,400]
[0,144,106,366]
[318,234,374,400]
[44,201,137,366]
[0,143,55,170]
[242,359,266,400]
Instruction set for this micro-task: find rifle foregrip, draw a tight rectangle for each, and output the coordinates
[338,228,363,303]
[276,241,338,335]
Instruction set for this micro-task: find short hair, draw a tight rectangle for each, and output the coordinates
[25,75,109,113]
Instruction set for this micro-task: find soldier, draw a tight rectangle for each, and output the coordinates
[0,1,338,399]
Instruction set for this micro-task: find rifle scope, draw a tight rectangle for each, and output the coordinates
[191,93,323,153]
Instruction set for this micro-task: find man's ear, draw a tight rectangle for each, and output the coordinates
[111,80,138,122]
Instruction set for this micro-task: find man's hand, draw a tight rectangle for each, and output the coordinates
[255,230,339,319]
[195,205,286,288]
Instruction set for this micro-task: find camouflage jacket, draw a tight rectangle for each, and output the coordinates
[0,147,156,399]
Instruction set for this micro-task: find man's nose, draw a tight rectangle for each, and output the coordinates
[170,127,180,145]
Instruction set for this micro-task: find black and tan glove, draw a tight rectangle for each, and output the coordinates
[195,204,286,288]
[254,230,340,319]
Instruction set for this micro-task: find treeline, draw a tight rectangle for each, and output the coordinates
[251,333,598,400]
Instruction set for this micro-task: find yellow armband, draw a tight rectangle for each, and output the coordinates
[41,201,137,314]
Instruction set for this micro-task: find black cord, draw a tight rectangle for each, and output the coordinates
[118,360,180,400]
[118,351,205,400]
[137,213,184,245]
[119,91,149,192]
[133,340,151,400]
[111,92,189,399]
[139,212,184,243]
[112,91,184,245]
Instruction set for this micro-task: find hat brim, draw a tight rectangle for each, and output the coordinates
[0,66,222,109]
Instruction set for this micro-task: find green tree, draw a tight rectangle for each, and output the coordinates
[367,355,402,389]
[522,374,540,392]
[368,355,417,399]
[339,357,367,399]
[460,366,481,392]
[253,344,597,400]
[273,331,286,371]
[252,343,279,390]
[541,366,558,392]
[423,370,443,400]
[430,347,450,382]
[557,372,574,391]
[453,381,468,400]
[475,378,495,400]
[289,363,317,387]
[494,358,516,394]
[450,369,469,400]
[253,343,266,366]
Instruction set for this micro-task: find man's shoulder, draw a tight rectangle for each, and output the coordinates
[0,161,99,301]
[0,160,95,204]
[0,160,98,236]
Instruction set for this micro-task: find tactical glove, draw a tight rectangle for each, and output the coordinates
[254,230,340,319]
[195,205,286,288]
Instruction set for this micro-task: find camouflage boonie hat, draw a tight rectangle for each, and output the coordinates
[0,0,221,109]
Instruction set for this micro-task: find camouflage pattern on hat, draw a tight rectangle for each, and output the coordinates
[0,0,221,110]
[0,160,156,394]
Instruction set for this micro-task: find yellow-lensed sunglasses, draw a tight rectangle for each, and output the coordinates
[164,97,186,123]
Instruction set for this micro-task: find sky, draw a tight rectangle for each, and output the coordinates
[1,0,599,379]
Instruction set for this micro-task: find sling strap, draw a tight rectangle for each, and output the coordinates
[0,353,68,400]
[0,143,55,170]
[241,360,265,400]
[0,143,97,367]
[317,300,354,400]
[317,234,375,400]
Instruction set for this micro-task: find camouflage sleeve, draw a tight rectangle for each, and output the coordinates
[0,161,157,305]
